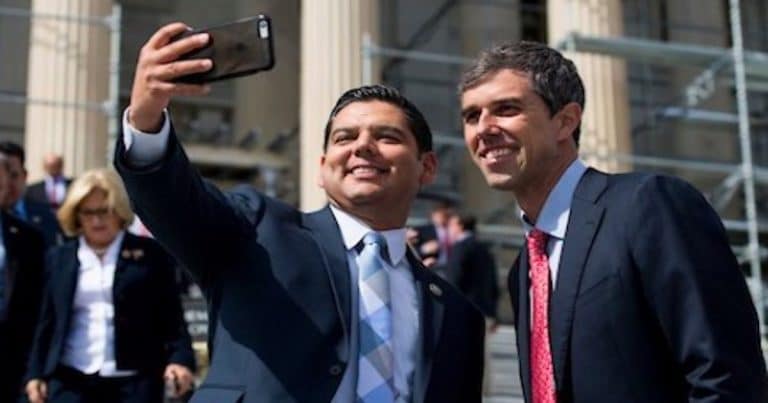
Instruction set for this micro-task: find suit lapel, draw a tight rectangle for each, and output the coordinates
[514,246,532,402]
[2,215,20,298]
[303,207,352,358]
[549,169,606,391]
[112,233,132,304]
[57,242,81,325]
[407,249,445,403]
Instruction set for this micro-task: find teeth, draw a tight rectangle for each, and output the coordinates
[351,167,381,175]
[484,148,512,159]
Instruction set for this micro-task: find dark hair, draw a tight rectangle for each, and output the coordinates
[323,84,433,154]
[455,213,477,232]
[0,141,25,165]
[459,41,585,145]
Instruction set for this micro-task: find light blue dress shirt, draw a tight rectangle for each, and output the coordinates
[122,108,419,402]
[520,159,587,289]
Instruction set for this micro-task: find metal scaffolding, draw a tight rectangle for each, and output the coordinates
[0,3,122,161]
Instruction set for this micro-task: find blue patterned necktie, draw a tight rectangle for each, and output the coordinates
[356,232,396,402]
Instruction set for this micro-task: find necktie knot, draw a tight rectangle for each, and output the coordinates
[528,229,549,256]
[363,232,386,248]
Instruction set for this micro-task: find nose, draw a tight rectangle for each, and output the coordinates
[476,109,501,137]
[352,131,378,157]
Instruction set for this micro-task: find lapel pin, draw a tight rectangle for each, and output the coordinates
[429,283,443,297]
[132,249,144,260]
[9,226,18,234]
[121,250,131,259]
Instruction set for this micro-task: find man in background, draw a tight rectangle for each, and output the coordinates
[0,153,46,402]
[25,152,72,211]
[441,214,498,323]
[0,142,63,248]
[413,201,455,265]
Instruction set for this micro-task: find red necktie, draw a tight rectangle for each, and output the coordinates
[527,229,556,403]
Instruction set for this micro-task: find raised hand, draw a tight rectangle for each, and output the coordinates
[128,22,213,132]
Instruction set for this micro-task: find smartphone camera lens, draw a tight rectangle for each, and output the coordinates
[259,20,270,38]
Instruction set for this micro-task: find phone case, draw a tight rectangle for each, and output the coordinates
[173,15,275,84]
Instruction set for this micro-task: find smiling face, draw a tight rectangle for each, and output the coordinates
[319,100,436,229]
[461,69,579,194]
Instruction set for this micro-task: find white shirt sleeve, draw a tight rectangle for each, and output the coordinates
[121,108,171,166]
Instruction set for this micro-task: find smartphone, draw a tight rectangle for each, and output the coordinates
[172,15,275,84]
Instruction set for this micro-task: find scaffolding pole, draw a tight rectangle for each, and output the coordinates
[0,3,122,168]
[729,0,764,337]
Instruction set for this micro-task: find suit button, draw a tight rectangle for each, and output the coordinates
[329,364,342,376]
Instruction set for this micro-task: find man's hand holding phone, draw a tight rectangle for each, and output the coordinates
[128,23,213,133]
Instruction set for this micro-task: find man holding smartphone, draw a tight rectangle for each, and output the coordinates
[115,22,484,403]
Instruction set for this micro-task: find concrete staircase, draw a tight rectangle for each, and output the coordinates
[484,325,524,403]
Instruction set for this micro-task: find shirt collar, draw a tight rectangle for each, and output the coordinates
[77,230,126,269]
[329,205,407,266]
[520,159,588,239]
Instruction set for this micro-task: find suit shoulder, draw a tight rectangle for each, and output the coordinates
[123,233,171,257]
[606,171,703,201]
[4,212,45,241]
[228,183,299,222]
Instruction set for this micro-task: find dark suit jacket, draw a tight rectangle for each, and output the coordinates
[509,168,766,403]
[25,232,195,381]
[25,178,72,208]
[114,128,485,403]
[440,234,498,319]
[0,212,46,402]
[12,199,65,248]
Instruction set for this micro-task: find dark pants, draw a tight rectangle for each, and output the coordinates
[47,365,163,403]
[0,323,26,403]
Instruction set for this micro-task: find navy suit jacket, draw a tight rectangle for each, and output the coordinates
[26,232,195,381]
[25,178,72,209]
[440,235,498,319]
[114,128,485,403]
[0,212,46,401]
[12,199,65,248]
[510,168,766,403]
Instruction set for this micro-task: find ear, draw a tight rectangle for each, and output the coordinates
[317,154,326,189]
[418,151,438,186]
[555,102,582,142]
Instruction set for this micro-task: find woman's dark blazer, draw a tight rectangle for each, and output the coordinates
[25,232,195,381]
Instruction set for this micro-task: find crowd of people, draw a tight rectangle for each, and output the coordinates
[0,21,766,403]
[0,147,197,403]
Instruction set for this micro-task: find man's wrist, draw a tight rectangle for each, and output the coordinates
[128,107,164,133]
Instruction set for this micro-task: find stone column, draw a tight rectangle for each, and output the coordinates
[233,0,300,155]
[548,0,632,172]
[24,0,112,180]
[299,0,378,211]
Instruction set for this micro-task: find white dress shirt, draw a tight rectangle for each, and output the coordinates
[44,176,68,205]
[520,159,588,289]
[60,230,136,377]
[122,109,419,401]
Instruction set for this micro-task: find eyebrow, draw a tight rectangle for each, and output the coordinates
[461,96,525,117]
[330,124,407,138]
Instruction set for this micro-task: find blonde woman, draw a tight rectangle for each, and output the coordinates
[25,168,195,403]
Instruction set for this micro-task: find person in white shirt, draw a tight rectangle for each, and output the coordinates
[25,168,196,403]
